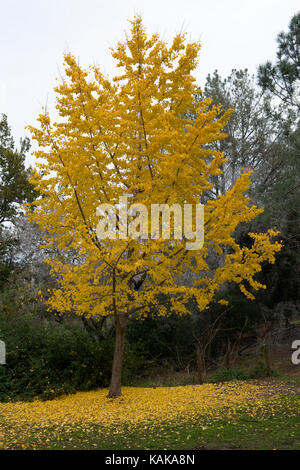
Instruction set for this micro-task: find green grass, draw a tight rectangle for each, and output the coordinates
[275,375,300,384]
[1,395,299,450]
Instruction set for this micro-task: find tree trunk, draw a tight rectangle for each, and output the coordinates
[224,339,232,370]
[108,314,127,398]
[264,342,272,377]
[196,345,206,385]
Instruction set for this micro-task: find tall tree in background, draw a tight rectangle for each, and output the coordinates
[257,12,300,227]
[27,17,282,397]
[201,12,300,314]
[0,114,35,288]
[0,114,35,225]
[257,13,300,307]
[201,69,280,200]
[258,12,300,113]
[200,68,299,226]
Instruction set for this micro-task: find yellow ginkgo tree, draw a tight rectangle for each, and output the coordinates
[27,16,281,397]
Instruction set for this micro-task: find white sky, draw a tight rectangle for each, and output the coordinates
[0,0,299,156]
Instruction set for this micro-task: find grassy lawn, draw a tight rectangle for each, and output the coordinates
[0,381,299,450]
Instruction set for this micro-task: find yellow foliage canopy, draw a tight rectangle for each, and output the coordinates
[26,16,282,320]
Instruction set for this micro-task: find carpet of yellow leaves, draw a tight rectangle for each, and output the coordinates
[0,381,297,434]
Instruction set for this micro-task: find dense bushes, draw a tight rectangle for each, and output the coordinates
[0,309,149,402]
[126,292,264,371]
[0,283,286,403]
[127,312,194,369]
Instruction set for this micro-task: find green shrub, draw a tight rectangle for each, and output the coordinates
[211,368,248,382]
[0,310,150,402]
[247,359,278,379]
[210,360,278,384]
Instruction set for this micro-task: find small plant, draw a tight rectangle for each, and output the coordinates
[211,368,248,382]
[248,359,278,379]
[210,360,279,384]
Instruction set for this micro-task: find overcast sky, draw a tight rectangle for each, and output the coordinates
[0,0,299,154]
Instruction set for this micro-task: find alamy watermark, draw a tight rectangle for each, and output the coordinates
[96,197,204,250]
[0,340,5,365]
[291,340,300,365]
